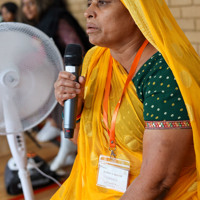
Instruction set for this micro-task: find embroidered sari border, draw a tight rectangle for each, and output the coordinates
[145,120,191,129]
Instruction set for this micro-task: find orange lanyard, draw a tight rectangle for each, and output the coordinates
[103,39,149,151]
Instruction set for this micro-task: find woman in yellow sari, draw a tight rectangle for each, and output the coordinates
[52,0,200,199]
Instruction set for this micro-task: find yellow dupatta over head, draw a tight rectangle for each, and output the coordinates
[52,0,200,199]
[120,0,200,198]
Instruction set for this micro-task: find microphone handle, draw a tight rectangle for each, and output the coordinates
[64,65,81,138]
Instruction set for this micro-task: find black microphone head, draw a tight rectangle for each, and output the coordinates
[64,44,82,66]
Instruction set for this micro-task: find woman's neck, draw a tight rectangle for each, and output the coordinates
[110,35,146,71]
[110,35,157,73]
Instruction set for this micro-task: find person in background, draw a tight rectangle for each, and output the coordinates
[1,2,18,22]
[52,0,200,199]
[18,0,92,171]
[0,12,2,22]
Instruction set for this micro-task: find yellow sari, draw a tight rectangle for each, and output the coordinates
[52,0,200,199]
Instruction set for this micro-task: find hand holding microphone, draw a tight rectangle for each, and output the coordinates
[54,72,85,106]
[54,44,85,138]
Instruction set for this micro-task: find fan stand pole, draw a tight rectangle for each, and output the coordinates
[7,134,35,200]
[3,97,35,200]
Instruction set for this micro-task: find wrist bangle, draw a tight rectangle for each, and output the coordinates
[76,113,81,123]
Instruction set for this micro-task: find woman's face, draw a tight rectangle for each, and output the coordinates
[84,0,136,48]
[22,0,38,20]
[1,7,14,22]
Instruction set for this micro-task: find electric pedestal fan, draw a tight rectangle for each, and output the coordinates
[0,22,64,200]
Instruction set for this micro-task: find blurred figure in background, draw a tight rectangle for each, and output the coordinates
[1,2,18,22]
[18,0,91,171]
[0,12,2,22]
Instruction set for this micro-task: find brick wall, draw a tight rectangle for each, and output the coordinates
[66,0,200,55]
[66,0,87,29]
[165,0,200,55]
[0,0,20,6]
[0,0,199,55]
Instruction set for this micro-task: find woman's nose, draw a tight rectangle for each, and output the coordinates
[84,3,96,19]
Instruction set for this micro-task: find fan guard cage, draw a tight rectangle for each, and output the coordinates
[0,22,63,135]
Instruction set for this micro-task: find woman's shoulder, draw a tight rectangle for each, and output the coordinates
[81,46,99,76]
[83,46,106,62]
[132,52,190,122]
[133,52,170,86]
[86,46,99,54]
[82,46,108,76]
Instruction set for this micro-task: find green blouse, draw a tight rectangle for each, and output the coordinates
[132,52,189,122]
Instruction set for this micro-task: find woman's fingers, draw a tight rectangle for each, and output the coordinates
[79,76,86,86]
[55,79,79,90]
[57,93,76,106]
[78,76,86,100]
[58,86,81,94]
[58,71,76,80]
[55,86,80,105]
[54,72,85,106]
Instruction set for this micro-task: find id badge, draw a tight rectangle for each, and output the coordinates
[97,155,130,193]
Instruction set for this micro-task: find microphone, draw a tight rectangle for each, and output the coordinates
[63,44,82,138]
